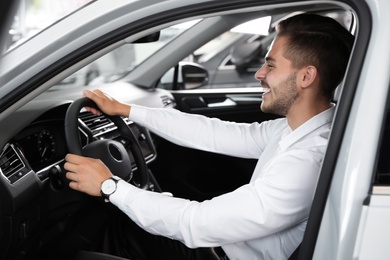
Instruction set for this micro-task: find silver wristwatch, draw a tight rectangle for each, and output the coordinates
[100,175,121,202]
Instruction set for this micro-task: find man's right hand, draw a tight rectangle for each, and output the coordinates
[83,89,131,117]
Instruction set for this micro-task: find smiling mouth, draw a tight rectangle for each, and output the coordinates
[262,88,271,97]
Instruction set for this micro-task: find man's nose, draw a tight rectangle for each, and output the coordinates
[255,65,266,80]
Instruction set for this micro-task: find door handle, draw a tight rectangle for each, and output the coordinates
[207,98,236,107]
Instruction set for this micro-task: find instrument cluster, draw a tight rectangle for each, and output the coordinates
[13,120,66,172]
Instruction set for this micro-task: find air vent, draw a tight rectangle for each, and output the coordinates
[0,144,26,184]
[160,95,176,107]
[79,112,114,135]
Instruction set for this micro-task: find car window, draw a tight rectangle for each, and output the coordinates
[157,11,354,91]
[4,0,93,53]
[159,16,272,91]
[193,16,271,63]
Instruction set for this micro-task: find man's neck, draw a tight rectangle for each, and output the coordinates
[287,102,332,130]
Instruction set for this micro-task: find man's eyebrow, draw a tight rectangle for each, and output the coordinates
[265,56,276,62]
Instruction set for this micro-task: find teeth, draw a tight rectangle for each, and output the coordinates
[263,88,270,94]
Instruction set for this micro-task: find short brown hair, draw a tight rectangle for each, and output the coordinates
[277,13,355,99]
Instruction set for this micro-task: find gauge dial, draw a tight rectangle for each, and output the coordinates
[37,129,56,162]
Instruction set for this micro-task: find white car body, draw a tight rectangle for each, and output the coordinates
[0,0,389,259]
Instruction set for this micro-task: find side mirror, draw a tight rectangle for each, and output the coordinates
[160,62,209,90]
[181,62,209,90]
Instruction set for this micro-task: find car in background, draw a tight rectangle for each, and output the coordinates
[0,0,389,260]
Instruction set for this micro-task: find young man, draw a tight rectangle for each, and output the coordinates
[65,13,354,260]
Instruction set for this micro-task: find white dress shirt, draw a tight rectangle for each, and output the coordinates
[110,104,335,260]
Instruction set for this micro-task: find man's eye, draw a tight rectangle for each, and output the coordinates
[267,64,274,69]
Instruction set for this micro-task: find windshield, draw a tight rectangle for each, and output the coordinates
[52,19,201,89]
[4,0,93,53]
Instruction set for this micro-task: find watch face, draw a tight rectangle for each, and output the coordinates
[101,179,116,195]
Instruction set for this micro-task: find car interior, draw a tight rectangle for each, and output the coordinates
[0,2,359,259]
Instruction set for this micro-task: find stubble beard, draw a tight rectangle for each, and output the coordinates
[261,72,299,116]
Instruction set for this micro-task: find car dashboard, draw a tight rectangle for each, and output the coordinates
[4,119,66,183]
[2,110,156,183]
[0,83,172,260]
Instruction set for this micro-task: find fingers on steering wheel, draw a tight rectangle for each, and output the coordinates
[85,106,102,116]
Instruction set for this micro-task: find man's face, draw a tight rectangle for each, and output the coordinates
[255,36,299,116]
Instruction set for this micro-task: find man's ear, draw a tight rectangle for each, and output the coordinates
[299,65,318,89]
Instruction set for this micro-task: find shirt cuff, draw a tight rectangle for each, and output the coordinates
[110,179,138,206]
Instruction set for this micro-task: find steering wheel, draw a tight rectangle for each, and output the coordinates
[64,97,150,189]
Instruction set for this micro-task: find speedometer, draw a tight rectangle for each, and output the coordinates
[37,129,56,162]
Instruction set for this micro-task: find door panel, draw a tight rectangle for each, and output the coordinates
[173,89,280,122]
[150,88,282,201]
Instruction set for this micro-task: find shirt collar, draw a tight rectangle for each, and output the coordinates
[279,104,336,151]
